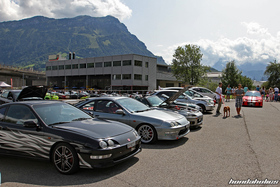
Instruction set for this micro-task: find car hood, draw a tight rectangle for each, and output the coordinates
[17,86,48,101]
[163,85,192,105]
[134,109,185,121]
[243,96,262,100]
[52,118,133,139]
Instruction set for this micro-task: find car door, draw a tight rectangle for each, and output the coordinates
[0,104,51,159]
[93,99,131,126]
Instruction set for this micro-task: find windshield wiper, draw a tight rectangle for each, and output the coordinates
[49,122,69,126]
[72,118,92,121]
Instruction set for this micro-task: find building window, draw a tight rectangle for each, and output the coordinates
[145,75,148,81]
[80,64,86,68]
[134,60,142,67]
[104,61,112,67]
[112,74,121,80]
[95,62,103,67]
[65,65,71,69]
[145,62,149,68]
[123,60,131,66]
[52,66,58,70]
[122,74,131,80]
[72,64,78,69]
[88,63,94,68]
[46,66,51,71]
[59,65,64,70]
[113,61,121,66]
[134,74,142,80]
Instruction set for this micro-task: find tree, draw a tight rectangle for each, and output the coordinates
[221,60,242,90]
[264,60,280,88]
[221,60,253,90]
[171,44,206,85]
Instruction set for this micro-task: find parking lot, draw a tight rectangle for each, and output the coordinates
[1,100,280,186]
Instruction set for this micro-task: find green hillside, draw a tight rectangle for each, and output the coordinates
[0,15,156,71]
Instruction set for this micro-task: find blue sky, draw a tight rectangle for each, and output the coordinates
[1,0,280,67]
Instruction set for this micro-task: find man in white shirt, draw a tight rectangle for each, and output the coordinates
[215,82,223,115]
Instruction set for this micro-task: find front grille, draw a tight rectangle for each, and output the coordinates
[113,144,140,162]
[179,128,188,135]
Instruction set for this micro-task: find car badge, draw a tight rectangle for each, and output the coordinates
[127,138,131,142]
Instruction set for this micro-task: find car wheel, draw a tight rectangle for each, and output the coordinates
[52,143,79,174]
[137,124,157,144]
[198,104,206,113]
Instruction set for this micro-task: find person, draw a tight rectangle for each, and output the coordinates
[235,84,244,117]
[232,87,236,99]
[269,87,274,102]
[256,85,260,92]
[244,85,248,93]
[215,82,223,115]
[261,86,265,99]
[274,86,279,102]
[226,84,231,102]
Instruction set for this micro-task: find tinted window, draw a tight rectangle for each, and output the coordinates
[95,100,121,114]
[4,105,38,125]
[0,106,7,120]
[117,98,150,113]
[82,101,95,111]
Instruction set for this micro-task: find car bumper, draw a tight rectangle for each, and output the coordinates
[187,115,203,127]
[206,105,215,111]
[77,139,141,168]
[156,123,190,140]
[242,101,263,107]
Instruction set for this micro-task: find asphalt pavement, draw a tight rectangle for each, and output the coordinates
[1,100,280,187]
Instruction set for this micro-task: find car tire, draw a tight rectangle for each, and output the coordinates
[198,104,206,113]
[137,124,157,144]
[52,143,79,174]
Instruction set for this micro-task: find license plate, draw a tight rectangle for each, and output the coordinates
[127,141,136,149]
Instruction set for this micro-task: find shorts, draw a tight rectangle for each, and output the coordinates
[235,98,242,108]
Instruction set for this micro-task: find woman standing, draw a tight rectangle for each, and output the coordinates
[269,87,274,102]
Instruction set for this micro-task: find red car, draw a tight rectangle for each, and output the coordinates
[242,91,263,107]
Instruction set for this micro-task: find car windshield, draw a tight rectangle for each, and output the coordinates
[117,98,151,113]
[245,92,261,97]
[147,96,167,107]
[33,102,92,126]
[185,90,203,98]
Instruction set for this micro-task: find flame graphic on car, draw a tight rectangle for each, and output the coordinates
[0,130,55,159]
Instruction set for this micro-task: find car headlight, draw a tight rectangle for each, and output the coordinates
[170,121,180,127]
[107,139,115,147]
[99,140,108,149]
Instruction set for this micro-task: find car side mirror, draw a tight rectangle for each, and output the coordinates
[23,121,38,128]
[115,109,125,115]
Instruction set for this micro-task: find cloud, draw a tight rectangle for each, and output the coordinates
[0,0,132,22]
[160,22,280,67]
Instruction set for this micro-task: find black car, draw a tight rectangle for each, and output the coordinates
[0,86,47,104]
[0,101,141,174]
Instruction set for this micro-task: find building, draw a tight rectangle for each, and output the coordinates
[0,65,46,88]
[46,54,182,91]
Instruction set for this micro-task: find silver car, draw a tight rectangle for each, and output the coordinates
[190,87,216,100]
[136,95,203,128]
[153,90,215,113]
[75,97,190,144]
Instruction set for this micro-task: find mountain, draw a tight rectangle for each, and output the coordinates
[0,15,165,70]
[212,60,268,81]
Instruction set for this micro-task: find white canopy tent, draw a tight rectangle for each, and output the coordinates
[0,81,11,88]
